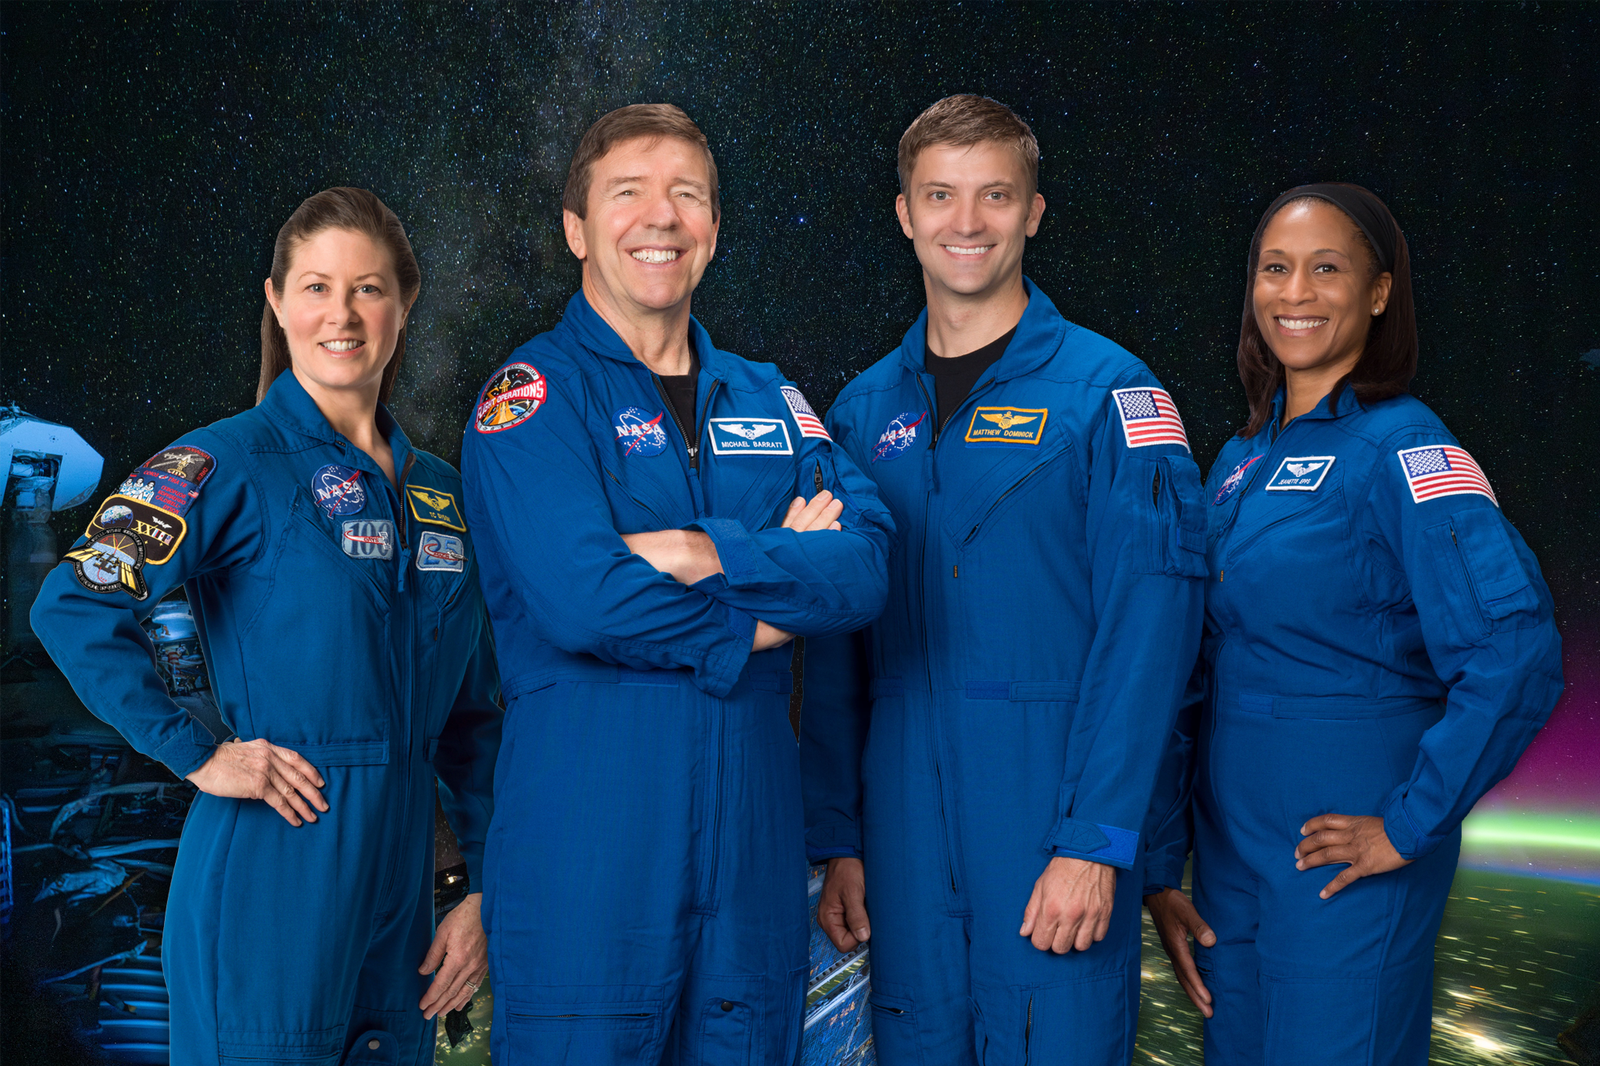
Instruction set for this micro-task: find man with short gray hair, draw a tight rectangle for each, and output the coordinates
[463,103,893,1066]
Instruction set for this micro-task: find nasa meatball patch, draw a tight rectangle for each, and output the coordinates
[614,406,669,457]
[1264,456,1336,492]
[872,411,926,462]
[475,363,547,433]
[311,465,367,517]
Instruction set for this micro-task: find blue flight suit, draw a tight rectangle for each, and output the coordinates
[459,291,893,1066]
[800,280,1207,1065]
[30,371,501,1066]
[1143,388,1563,1065]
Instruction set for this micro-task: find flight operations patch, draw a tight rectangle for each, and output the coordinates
[85,495,187,564]
[406,486,466,531]
[964,406,1047,448]
[476,363,546,433]
[708,418,793,456]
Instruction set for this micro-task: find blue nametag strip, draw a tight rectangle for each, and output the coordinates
[708,418,793,455]
[1264,456,1336,492]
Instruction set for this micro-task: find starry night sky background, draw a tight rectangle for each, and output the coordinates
[2,0,1597,989]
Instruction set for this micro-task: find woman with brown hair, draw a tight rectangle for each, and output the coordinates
[31,187,499,1065]
[1141,184,1562,1064]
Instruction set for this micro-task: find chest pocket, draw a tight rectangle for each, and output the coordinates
[281,487,390,604]
[1222,465,1347,567]
[941,436,1075,549]
[413,527,473,617]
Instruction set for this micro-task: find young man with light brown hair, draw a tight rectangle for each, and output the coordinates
[800,94,1205,1065]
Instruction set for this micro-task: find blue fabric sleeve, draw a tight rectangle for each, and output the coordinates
[29,429,261,779]
[1141,655,1205,895]
[686,412,894,638]
[798,627,872,863]
[432,610,502,890]
[1367,431,1563,860]
[461,368,757,697]
[1045,375,1207,870]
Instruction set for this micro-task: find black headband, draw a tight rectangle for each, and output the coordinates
[1255,182,1398,274]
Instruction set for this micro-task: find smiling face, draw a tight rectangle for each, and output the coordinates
[895,140,1045,303]
[264,227,412,401]
[563,135,719,325]
[1252,199,1394,383]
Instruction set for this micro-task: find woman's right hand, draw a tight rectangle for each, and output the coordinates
[185,739,328,826]
[1144,887,1217,1017]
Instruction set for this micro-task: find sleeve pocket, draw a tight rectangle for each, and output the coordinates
[1149,455,1208,578]
[1429,508,1540,632]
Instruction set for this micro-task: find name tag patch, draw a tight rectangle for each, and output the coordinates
[417,531,467,572]
[406,486,467,531]
[1264,456,1336,492]
[708,418,793,455]
[965,406,1047,448]
[341,519,396,560]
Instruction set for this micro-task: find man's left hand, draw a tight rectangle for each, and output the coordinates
[1295,814,1411,899]
[1019,856,1116,954]
[418,892,487,1020]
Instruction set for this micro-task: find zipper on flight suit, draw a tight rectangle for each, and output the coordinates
[912,370,1006,899]
[376,453,417,915]
[652,375,722,471]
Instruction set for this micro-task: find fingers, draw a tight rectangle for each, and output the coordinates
[1297,845,1357,871]
[1320,865,1363,899]
[783,491,845,532]
[1301,813,1352,835]
[417,931,449,976]
[1166,933,1214,1017]
[843,886,871,946]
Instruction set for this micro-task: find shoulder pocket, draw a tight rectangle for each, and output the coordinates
[1145,455,1207,578]
[1428,508,1539,633]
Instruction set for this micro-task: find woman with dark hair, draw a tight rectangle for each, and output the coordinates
[1141,184,1562,1064]
[31,187,500,1065]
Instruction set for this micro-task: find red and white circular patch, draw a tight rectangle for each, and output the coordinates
[475,363,547,433]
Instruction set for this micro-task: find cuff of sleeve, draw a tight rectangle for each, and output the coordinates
[1382,793,1436,861]
[153,716,220,780]
[458,845,485,892]
[805,821,862,863]
[1142,865,1186,898]
[697,603,756,698]
[690,517,761,586]
[1045,818,1141,871]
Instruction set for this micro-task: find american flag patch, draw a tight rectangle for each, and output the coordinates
[781,386,831,440]
[1112,387,1190,451]
[1397,445,1498,506]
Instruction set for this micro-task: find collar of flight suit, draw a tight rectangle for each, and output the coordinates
[1267,380,1371,440]
[257,368,415,480]
[893,275,1070,385]
[556,288,734,386]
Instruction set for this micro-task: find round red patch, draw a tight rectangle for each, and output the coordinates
[475,363,547,433]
